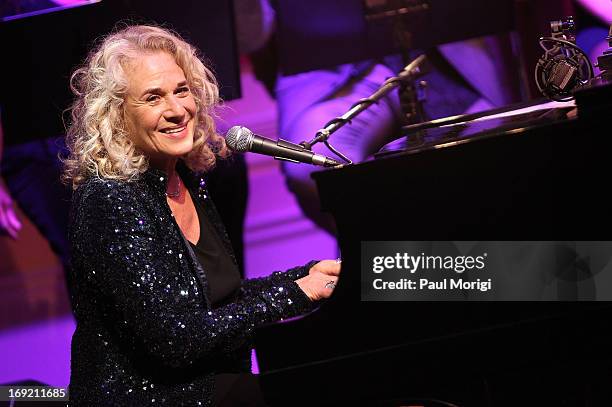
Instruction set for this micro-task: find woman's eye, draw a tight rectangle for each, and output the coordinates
[177,87,190,95]
[146,95,160,102]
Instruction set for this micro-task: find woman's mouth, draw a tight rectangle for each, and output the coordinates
[159,123,189,138]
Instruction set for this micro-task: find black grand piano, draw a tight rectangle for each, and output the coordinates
[254,83,612,406]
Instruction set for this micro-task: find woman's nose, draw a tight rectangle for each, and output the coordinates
[164,96,186,120]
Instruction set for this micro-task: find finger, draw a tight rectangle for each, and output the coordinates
[0,206,8,229]
[323,275,338,288]
[0,208,16,239]
[7,209,22,232]
[1,200,21,238]
[321,277,339,300]
[312,259,341,276]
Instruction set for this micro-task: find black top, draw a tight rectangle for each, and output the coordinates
[188,190,264,406]
[188,192,241,308]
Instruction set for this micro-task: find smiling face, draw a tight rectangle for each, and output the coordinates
[123,51,197,170]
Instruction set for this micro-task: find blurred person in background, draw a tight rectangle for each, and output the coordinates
[240,0,523,234]
[575,0,611,75]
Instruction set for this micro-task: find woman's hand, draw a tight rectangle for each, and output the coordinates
[295,259,341,301]
[308,259,341,277]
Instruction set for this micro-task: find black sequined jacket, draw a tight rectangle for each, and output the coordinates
[68,165,316,406]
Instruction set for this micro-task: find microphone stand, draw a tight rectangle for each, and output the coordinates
[299,54,428,164]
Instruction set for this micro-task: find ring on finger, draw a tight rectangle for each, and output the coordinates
[324,280,336,289]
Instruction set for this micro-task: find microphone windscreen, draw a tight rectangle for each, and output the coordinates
[225,126,252,152]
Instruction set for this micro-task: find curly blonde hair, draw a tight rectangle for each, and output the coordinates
[63,24,227,188]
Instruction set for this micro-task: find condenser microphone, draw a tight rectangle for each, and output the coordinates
[225,126,342,167]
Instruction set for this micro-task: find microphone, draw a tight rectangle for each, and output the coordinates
[225,126,342,167]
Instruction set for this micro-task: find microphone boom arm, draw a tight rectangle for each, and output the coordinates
[299,54,428,163]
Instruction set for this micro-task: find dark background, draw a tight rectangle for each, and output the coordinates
[0,0,240,145]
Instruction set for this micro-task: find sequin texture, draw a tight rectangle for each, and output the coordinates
[68,166,316,406]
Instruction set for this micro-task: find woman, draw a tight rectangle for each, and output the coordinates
[64,25,340,406]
